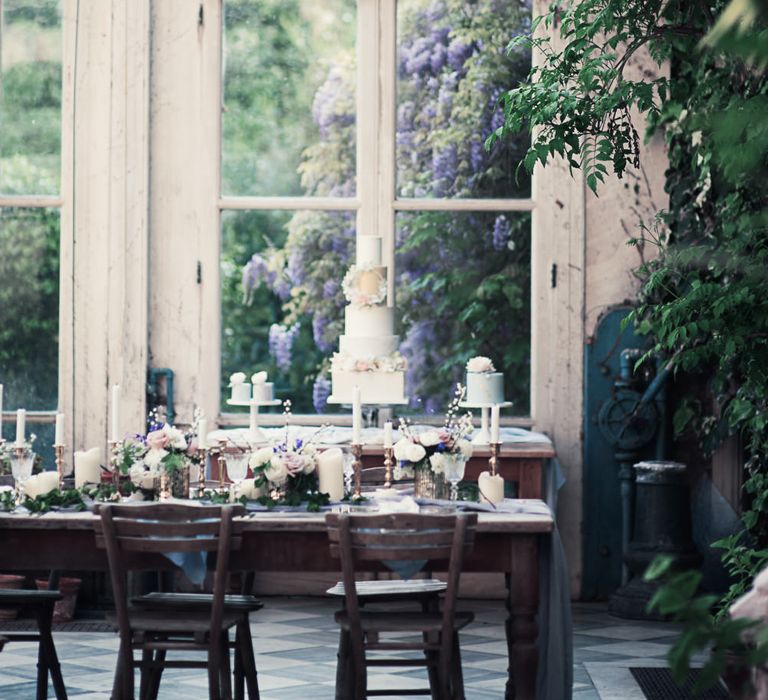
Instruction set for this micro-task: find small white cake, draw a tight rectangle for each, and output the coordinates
[231,382,251,403]
[251,371,274,402]
[466,372,504,404]
[464,356,504,404]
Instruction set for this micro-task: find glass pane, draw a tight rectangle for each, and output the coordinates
[396,0,531,198]
[221,208,355,414]
[396,210,530,414]
[0,207,60,413]
[222,0,356,197]
[0,0,62,195]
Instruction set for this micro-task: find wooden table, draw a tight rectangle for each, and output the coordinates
[0,502,555,700]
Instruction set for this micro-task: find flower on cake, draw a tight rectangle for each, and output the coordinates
[229,372,247,387]
[393,384,473,478]
[331,351,407,373]
[342,263,387,307]
[466,356,495,373]
[251,371,268,385]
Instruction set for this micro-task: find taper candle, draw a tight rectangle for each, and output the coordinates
[15,408,26,446]
[55,413,65,445]
[490,404,500,444]
[352,387,362,444]
[383,420,393,448]
[197,418,208,449]
[111,385,120,443]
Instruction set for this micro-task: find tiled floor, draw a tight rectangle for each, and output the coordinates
[0,599,691,699]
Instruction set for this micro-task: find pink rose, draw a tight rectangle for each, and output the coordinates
[355,359,371,371]
[146,430,170,450]
[282,451,305,476]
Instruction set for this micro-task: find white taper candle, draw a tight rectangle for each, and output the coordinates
[490,404,500,444]
[383,421,393,448]
[15,408,26,446]
[197,418,208,449]
[55,413,65,446]
[111,385,120,443]
[352,387,362,445]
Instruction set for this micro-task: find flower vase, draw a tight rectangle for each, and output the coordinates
[170,465,189,499]
[413,468,448,500]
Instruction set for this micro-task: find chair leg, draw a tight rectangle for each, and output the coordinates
[233,633,244,700]
[449,632,466,700]
[208,644,222,700]
[147,649,165,700]
[36,603,68,700]
[335,630,353,700]
[139,650,152,700]
[116,640,134,700]
[219,633,233,700]
[235,620,260,700]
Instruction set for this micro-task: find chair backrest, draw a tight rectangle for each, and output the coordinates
[95,503,244,640]
[325,512,477,640]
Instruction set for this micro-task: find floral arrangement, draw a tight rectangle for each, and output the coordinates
[342,263,387,307]
[331,351,407,373]
[116,412,203,495]
[247,404,330,510]
[393,385,473,480]
[466,356,496,373]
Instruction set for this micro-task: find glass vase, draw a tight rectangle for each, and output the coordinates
[413,468,448,500]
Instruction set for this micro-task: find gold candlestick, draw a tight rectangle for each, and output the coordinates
[488,441,501,477]
[197,448,208,498]
[383,446,394,489]
[351,443,363,498]
[217,440,228,493]
[54,444,65,490]
[108,440,119,489]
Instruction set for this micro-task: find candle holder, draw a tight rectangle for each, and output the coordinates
[382,446,394,489]
[108,440,119,490]
[351,443,363,498]
[197,448,208,498]
[217,440,228,493]
[159,469,171,501]
[11,444,33,505]
[488,441,501,477]
[54,444,65,490]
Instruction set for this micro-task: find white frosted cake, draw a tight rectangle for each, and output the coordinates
[329,236,407,405]
[251,372,275,402]
[465,356,504,404]
[229,372,251,403]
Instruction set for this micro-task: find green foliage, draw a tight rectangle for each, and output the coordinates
[22,488,85,514]
[712,533,768,614]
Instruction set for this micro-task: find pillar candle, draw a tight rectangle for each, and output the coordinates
[197,418,208,449]
[478,470,505,505]
[111,385,120,443]
[15,408,26,446]
[74,446,102,488]
[352,387,362,445]
[383,421,393,448]
[55,413,65,446]
[490,404,500,444]
[317,447,344,501]
[24,471,60,499]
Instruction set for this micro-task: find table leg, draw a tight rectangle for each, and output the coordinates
[505,534,539,700]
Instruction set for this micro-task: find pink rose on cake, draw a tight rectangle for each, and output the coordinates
[466,356,495,373]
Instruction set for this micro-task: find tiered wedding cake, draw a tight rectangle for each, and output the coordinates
[328,236,407,405]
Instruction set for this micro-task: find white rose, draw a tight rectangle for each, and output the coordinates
[406,443,426,463]
[419,430,441,447]
[429,453,446,474]
[249,447,273,469]
[229,372,246,386]
[393,438,412,462]
[163,425,187,450]
[466,356,495,373]
[264,458,288,487]
[143,448,168,469]
[129,464,146,485]
[140,469,158,490]
[458,440,474,459]
[251,371,268,385]
[301,454,316,475]
[302,443,318,457]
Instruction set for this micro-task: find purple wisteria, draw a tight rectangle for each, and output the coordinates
[268,323,301,372]
[312,375,332,414]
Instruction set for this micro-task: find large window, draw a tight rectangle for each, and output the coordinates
[220,0,532,419]
[0,0,63,461]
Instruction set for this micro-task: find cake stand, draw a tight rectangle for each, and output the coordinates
[459,401,513,445]
[226,399,282,442]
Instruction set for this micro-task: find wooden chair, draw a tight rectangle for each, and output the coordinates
[94,503,259,700]
[0,587,68,699]
[326,512,478,700]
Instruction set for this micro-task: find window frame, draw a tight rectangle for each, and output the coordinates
[216,0,534,427]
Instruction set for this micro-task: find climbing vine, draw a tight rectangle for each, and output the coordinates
[492,0,768,596]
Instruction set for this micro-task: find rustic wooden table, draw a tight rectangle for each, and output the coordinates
[0,502,554,700]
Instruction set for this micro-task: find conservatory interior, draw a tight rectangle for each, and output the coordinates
[0,0,765,699]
